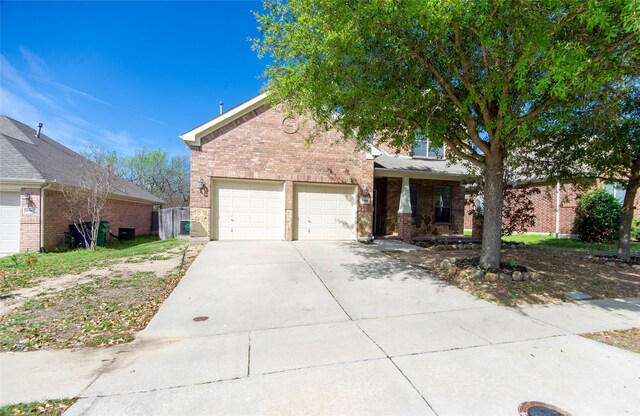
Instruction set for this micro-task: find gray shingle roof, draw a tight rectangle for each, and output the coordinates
[374,154,470,178]
[0,116,164,204]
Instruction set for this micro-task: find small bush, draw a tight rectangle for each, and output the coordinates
[632,217,640,242]
[574,188,621,243]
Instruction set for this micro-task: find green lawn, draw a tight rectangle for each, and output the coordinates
[502,234,640,254]
[464,230,639,255]
[0,237,185,294]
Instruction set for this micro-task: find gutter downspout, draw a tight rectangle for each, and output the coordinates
[555,180,561,238]
[40,183,51,253]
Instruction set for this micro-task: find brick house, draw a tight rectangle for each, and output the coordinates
[0,116,164,254]
[181,93,470,242]
[463,181,640,237]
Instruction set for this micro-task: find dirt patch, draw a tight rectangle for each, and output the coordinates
[386,246,640,305]
[0,249,184,315]
[0,243,205,351]
[582,328,640,354]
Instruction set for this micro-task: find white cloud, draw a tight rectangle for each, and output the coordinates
[0,54,55,106]
[19,45,50,78]
[1,49,177,155]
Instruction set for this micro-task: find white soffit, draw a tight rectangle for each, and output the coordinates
[180,93,269,146]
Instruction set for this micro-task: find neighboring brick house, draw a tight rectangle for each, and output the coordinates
[181,93,470,242]
[0,116,164,254]
[463,181,640,237]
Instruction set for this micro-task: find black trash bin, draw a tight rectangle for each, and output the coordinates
[118,227,135,241]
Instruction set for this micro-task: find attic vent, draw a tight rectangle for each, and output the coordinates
[219,101,224,115]
[35,123,43,138]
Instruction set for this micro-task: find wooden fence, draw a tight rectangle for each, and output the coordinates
[158,207,190,240]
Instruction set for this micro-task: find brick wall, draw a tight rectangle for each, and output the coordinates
[42,189,153,250]
[190,105,374,240]
[463,181,640,235]
[19,188,42,252]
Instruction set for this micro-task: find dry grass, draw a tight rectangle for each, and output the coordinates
[0,243,203,352]
[582,328,640,354]
[386,246,639,306]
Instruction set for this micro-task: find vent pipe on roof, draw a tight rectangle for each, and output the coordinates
[35,122,43,138]
[219,101,224,115]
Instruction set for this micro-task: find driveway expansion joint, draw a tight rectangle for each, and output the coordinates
[292,243,353,321]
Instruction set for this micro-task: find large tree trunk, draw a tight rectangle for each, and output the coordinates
[480,153,505,269]
[617,156,640,262]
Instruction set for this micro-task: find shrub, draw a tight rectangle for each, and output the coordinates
[574,188,621,243]
[632,217,640,242]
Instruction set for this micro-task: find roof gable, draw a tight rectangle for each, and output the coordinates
[180,93,268,146]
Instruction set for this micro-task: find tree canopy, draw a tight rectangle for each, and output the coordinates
[254,0,639,268]
[84,147,189,207]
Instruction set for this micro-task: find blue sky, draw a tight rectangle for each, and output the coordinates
[0,1,267,155]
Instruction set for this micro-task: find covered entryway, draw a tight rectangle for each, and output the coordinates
[0,191,20,254]
[294,183,356,240]
[212,179,284,240]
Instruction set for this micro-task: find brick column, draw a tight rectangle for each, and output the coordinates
[397,177,413,240]
[284,180,294,241]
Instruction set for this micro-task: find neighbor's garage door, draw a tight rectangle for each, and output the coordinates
[0,191,20,254]
[295,184,356,240]
[213,179,284,240]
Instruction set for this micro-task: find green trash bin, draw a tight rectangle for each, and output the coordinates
[97,221,110,247]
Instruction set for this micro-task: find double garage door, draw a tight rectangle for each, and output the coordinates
[212,179,356,241]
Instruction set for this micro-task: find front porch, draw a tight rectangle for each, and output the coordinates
[373,176,466,239]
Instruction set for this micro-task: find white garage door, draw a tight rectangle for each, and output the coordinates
[0,191,20,254]
[213,180,284,240]
[295,184,357,240]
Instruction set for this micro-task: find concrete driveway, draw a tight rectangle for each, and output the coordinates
[29,242,640,414]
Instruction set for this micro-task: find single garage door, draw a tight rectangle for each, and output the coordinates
[295,184,357,240]
[213,179,284,240]
[0,191,20,254]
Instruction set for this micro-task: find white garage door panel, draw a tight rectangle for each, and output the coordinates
[0,191,20,253]
[214,180,284,240]
[295,184,356,240]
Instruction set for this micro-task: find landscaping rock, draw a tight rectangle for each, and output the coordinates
[632,265,640,271]
[440,259,451,270]
[517,243,526,249]
[529,271,540,281]
[484,272,499,282]
[472,269,485,280]
[448,265,459,276]
[512,271,530,282]
[509,244,517,249]
[499,272,512,281]
[605,261,617,267]
[448,257,457,264]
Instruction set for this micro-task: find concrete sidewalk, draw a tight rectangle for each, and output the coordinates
[0,241,638,415]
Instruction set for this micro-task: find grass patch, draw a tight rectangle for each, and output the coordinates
[0,399,76,416]
[582,328,640,354]
[0,237,185,294]
[0,243,204,352]
[502,234,640,255]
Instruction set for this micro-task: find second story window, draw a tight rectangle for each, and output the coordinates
[412,139,445,159]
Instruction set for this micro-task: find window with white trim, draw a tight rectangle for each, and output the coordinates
[412,138,445,159]
[604,182,625,205]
